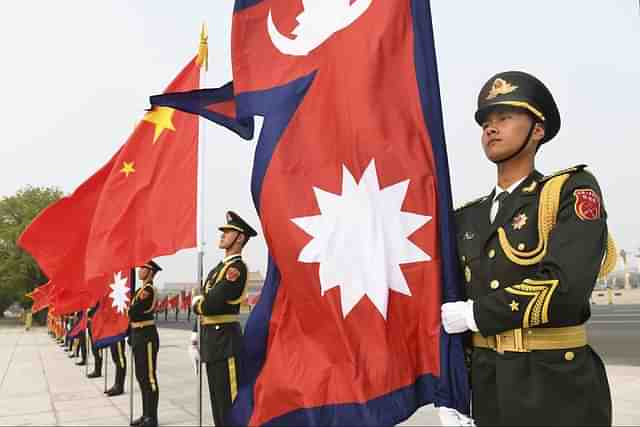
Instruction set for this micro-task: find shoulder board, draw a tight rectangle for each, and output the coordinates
[455,196,489,213]
[539,164,587,183]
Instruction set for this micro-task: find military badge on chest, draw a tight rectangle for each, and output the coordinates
[512,213,528,230]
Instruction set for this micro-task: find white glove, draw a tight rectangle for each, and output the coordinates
[191,295,204,310]
[190,331,198,346]
[441,300,478,334]
[438,407,475,426]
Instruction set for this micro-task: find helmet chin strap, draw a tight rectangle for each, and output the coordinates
[492,122,536,164]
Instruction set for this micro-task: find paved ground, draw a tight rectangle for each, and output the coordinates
[1,325,638,426]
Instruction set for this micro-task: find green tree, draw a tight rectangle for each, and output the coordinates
[0,186,63,317]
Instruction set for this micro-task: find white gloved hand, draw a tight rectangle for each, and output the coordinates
[441,300,478,334]
[438,407,476,426]
[191,295,203,310]
[190,331,198,346]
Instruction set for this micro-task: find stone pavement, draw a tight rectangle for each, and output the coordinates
[1,325,638,426]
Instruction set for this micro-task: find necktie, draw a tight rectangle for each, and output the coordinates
[490,191,509,223]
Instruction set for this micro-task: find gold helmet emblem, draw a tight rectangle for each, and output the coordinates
[486,78,518,100]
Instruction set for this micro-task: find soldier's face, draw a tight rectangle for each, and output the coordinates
[219,229,239,249]
[480,108,539,162]
[138,267,151,282]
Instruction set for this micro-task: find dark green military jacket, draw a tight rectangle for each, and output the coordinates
[129,282,157,348]
[455,166,612,426]
[195,254,247,363]
[456,167,608,335]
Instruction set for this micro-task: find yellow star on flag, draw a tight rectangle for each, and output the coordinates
[143,106,176,144]
[509,300,520,312]
[120,161,136,177]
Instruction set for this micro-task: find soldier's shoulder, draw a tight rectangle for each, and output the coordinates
[539,164,593,183]
[455,195,489,214]
[540,164,600,191]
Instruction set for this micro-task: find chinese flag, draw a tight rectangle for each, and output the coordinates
[19,54,202,283]
[31,281,52,313]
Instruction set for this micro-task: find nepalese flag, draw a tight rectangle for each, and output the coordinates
[153,1,469,425]
[92,271,132,349]
[30,281,53,313]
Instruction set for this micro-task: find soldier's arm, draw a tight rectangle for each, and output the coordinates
[198,262,247,316]
[474,171,607,336]
[128,286,155,318]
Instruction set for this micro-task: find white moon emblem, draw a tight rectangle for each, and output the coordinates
[267,0,372,56]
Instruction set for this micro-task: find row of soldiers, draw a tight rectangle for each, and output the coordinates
[49,312,127,396]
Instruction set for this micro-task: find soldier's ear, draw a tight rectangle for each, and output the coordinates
[533,121,546,142]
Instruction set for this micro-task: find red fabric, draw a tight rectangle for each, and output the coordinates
[232,2,441,424]
[69,314,87,338]
[205,99,237,118]
[167,294,180,310]
[180,290,192,310]
[31,281,52,313]
[18,57,201,297]
[92,273,131,345]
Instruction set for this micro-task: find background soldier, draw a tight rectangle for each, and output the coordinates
[441,71,614,426]
[88,304,103,378]
[105,338,127,396]
[129,260,161,427]
[192,211,257,427]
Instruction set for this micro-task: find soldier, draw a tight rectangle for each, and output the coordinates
[192,211,257,427]
[129,260,161,427]
[441,71,615,426]
[104,339,127,396]
[87,304,103,378]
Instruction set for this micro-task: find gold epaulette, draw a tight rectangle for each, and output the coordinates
[455,196,489,213]
[539,164,587,183]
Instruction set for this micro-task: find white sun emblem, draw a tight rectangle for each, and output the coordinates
[291,160,432,319]
[109,271,130,314]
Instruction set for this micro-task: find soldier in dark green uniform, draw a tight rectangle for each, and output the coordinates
[105,339,127,396]
[441,71,615,426]
[87,304,103,378]
[192,211,257,427]
[129,260,161,427]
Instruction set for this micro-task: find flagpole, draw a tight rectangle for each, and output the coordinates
[104,348,108,393]
[196,22,208,427]
[129,268,136,425]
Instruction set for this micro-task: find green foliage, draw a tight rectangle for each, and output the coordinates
[0,186,63,316]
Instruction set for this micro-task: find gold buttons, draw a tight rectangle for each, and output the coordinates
[564,351,575,361]
[517,243,526,250]
[488,249,496,259]
[465,266,472,283]
[490,280,500,289]
[461,256,466,263]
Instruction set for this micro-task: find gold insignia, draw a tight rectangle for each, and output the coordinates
[486,78,518,100]
[517,243,526,250]
[564,351,575,361]
[490,280,500,290]
[465,266,472,283]
[505,279,559,328]
[522,181,538,193]
[512,213,528,230]
[509,300,520,311]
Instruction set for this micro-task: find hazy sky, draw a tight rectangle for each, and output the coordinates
[1,1,639,285]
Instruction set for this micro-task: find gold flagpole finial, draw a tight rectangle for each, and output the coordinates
[197,22,209,72]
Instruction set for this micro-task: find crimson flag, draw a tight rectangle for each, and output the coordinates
[18,53,203,287]
[31,281,52,313]
[167,294,180,310]
[92,271,132,348]
[154,1,469,425]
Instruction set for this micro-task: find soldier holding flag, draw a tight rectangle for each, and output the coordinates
[441,71,614,426]
[129,260,162,427]
[192,211,257,427]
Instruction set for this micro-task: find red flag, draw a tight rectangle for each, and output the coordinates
[167,294,179,310]
[18,53,202,286]
[92,271,131,348]
[68,313,87,340]
[31,281,52,313]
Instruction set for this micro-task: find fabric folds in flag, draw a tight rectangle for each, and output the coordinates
[162,1,469,425]
[92,272,132,348]
[31,281,52,313]
[151,82,254,140]
[18,56,202,288]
